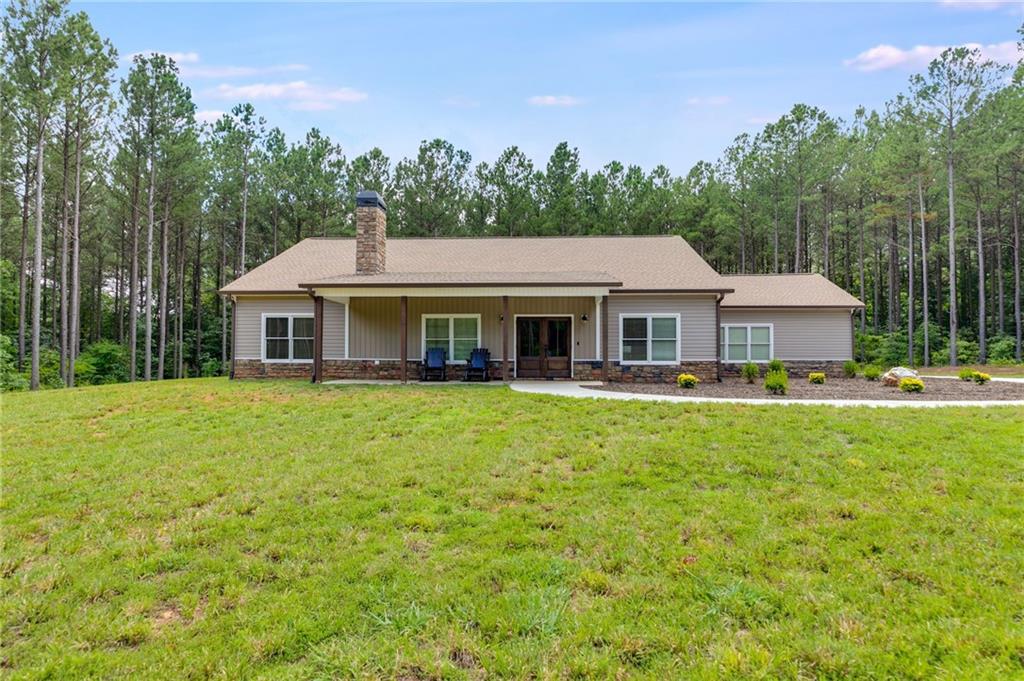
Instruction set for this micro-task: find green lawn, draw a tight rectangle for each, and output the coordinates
[3,379,1023,679]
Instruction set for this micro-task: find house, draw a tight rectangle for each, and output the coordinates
[219,191,864,383]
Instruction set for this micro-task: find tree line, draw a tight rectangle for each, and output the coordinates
[2,0,1022,390]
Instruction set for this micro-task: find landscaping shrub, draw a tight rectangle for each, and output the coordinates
[958,367,975,381]
[863,365,881,381]
[972,371,991,385]
[766,358,785,373]
[764,370,788,395]
[842,360,859,378]
[899,377,925,393]
[676,373,699,389]
[740,362,759,383]
[201,358,222,377]
[987,335,1016,362]
[808,372,826,384]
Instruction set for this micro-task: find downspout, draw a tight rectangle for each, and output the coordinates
[715,293,723,382]
[229,297,237,379]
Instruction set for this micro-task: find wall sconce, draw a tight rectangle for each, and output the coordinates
[581,313,589,323]
[498,314,504,322]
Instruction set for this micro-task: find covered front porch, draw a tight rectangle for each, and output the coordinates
[305,285,615,383]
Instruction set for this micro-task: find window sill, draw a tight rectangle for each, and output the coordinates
[262,359,313,364]
[620,361,680,366]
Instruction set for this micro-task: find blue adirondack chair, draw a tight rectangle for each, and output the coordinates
[421,347,447,381]
[464,348,490,382]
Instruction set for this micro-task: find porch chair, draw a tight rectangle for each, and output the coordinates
[421,347,448,381]
[464,348,491,382]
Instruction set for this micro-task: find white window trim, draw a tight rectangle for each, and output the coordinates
[261,313,314,364]
[618,313,680,366]
[421,314,482,365]
[720,323,774,363]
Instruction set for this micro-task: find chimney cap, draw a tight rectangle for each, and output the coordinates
[356,190,386,212]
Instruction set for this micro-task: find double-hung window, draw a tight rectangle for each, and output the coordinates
[620,314,679,364]
[422,314,480,363]
[720,324,772,362]
[263,314,314,362]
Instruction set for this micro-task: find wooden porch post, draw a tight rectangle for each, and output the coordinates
[312,295,323,384]
[601,295,609,382]
[400,295,408,383]
[715,293,722,383]
[502,295,510,381]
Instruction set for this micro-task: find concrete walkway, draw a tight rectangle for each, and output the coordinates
[509,381,1024,409]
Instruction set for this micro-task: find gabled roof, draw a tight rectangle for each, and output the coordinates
[721,273,865,308]
[220,235,732,294]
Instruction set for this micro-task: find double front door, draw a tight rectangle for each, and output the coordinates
[516,316,571,378]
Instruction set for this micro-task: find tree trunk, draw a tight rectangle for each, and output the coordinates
[68,120,84,387]
[193,218,202,376]
[858,197,865,335]
[976,202,986,364]
[59,117,70,384]
[239,149,249,275]
[1013,169,1021,361]
[145,157,156,380]
[18,144,30,372]
[128,152,141,381]
[158,195,169,380]
[30,132,45,390]
[918,176,930,367]
[908,198,914,365]
[888,215,898,333]
[946,146,958,366]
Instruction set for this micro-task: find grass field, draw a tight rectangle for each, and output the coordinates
[3,379,1023,679]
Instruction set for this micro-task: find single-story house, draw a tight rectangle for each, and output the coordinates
[220,191,864,383]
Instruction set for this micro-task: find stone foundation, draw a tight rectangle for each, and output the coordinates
[234,359,721,383]
[720,360,849,378]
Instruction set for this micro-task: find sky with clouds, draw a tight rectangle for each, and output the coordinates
[78,1,1021,174]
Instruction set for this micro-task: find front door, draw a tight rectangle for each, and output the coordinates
[516,317,571,378]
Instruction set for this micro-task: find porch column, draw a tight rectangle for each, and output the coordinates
[400,295,408,383]
[312,295,323,383]
[601,295,609,382]
[715,293,722,383]
[502,295,510,382]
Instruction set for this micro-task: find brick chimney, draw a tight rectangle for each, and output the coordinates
[355,190,386,274]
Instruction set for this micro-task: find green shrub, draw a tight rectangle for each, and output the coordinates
[676,373,699,389]
[842,360,859,378]
[958,367,975,381]
[863,365,881,381]
[899,377,925,393]
[972,371,991,384]
[808,372,826,384]
[764,370,788,395]
[76,341,130,385]
[766,358,785,373]
[201,359,222,377]
[987,336,1016,362]
[740,362,759,383]
[0,334,28,392]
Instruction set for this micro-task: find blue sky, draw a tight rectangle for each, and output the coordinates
[78,1,1021,174]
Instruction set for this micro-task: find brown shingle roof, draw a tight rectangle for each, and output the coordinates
[721,274,864,308]
[302,271,622,287]
[220,235,731,294]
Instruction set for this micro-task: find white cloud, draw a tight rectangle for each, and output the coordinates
[211,81,368,110]
[124,50,200,64]
[844,40,1019,72]
[527,95,582,107]
[195,109,225,124]
[746,115,779,126]
[181,63,308,79]
[687,95,732,106]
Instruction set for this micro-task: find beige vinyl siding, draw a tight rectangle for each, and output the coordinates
[607,295,718,361]
[235,296,345,360]
[349,296,598,360]
[720,308,854,361]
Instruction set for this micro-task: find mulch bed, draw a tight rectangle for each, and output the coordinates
[589,376,1024,401]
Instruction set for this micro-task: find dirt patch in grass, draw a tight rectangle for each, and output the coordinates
[590,376,1024,401]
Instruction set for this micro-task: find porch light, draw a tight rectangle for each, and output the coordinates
[581,313,589,323]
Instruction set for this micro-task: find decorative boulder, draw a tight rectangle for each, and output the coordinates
[882,366,919,387]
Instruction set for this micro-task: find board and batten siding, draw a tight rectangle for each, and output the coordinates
[720,308,854,360]
[607,295,718,361]
[348,296,599,361]
[234,296,345,360]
